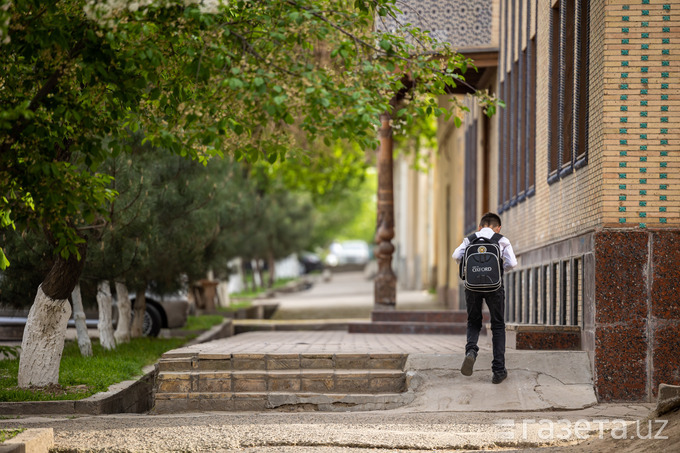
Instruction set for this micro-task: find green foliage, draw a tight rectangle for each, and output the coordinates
[0,228,52,307]
[217,300,253,311]
[311,166,377,246]
[0,0,499,267]
[0,429,24,443]
[0,345,19,361]
[0,337,187,402]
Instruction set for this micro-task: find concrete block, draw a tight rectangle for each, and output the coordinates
[198,375,233,393]
[233,394,267,411]
[156,358,193,372]
[334,354,370,369]
[268,372,301,392]
[232,373,266,392]
[335,371,369,393]
[232,354,266,370]
[369,353,407,370]
[197,358,232,371]
[265,354,300,370]
[301,372,335,392]
[301,354,333,369]
[2,428,53,453]
[656,383,680,415]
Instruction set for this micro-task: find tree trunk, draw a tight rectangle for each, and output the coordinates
[255,259,264,289]
[267,251,275,288]
[17,286,72,387]
[97,281,116,350]
[70,283,92,357]
[113,281,131,344]
[18,243,87,388]
[243,258,257,292]
[130,289,146,338]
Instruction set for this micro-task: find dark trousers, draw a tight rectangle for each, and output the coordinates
[464,286,506,374]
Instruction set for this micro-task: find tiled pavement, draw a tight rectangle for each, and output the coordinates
[163,331,473,357]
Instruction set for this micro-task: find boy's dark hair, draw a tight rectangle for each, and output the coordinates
[479,212,502,228]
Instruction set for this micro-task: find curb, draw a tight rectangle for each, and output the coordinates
[0,366,157,416]
[0,428,53,453]
[0,320,233,416]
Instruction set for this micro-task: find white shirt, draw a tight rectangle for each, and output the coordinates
[452,227,518,271]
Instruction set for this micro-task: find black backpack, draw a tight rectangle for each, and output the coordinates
[459,233,504,292]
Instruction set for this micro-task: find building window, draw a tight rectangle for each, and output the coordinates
[464,111,478,234]
[548,0,590,183]
[499,0,536,213]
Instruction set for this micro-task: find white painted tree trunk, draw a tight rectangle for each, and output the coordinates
[70,283,92,357]
[97,281,116,350]
[17,286,71,387]
[131,290,146,338]
[113,281,132,344]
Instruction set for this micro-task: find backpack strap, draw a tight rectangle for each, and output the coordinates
[466,233,478,243]
[490,233,505,274]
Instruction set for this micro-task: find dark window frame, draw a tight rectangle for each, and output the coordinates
[547,0,590,184]
[464,108,478,234]
[498,0,537,213]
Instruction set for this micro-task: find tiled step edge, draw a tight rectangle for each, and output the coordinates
[156,369,406,394]
[152,390,415,413]
[348,322,481,335]
[157,353,408,372]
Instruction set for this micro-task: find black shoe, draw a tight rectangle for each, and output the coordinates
[461,352,476,376]
[492,370,507,384]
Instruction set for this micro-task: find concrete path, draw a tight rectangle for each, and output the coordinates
[268,270,444,320]
[165,330,598,412]
[2,270,665,452]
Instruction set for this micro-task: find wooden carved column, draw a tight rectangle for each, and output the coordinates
[374,111,396,309]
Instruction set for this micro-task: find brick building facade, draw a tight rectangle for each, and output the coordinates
[427,0,679,402]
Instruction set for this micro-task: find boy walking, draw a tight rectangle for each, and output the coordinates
[452,212,517,384]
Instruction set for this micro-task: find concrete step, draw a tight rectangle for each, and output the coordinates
[157,352,408,371]
[347,311,491,335]
[153,352,409,413]
[232,319,353,334]
[370,310,489,323]
[156,369,406,394]
[347,321,477,335]
[153,390,412,413]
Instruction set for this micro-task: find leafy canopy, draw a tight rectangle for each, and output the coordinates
[0,0,500,268]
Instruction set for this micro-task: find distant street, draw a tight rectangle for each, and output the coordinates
[270,268,444,320]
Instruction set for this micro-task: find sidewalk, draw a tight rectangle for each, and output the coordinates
[2,270,669,453]
[165,329,599,412]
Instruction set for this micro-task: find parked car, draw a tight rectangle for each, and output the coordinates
[326,240,371,266]
[298,251,324,274]
[127,290,190,337]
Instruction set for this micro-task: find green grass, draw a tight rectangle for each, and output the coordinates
[182,314,224,331]
[229,276,297,300]
[0,428,24,442]
[216,300,253,313]
[0,336,188,402]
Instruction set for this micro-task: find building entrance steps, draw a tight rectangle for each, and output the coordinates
[347,310,490,335]
[151,331,598,413]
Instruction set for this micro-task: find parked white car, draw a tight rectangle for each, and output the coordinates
[326,240,371,266]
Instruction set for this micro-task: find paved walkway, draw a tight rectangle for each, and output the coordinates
[163,330,598,412]
[167,330,468,355]
[158,271,600,412]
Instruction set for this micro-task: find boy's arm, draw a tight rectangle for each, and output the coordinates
[452,239,468,262]
[502,240,518,270]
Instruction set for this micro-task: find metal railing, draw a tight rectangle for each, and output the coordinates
[504,256,584,327]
